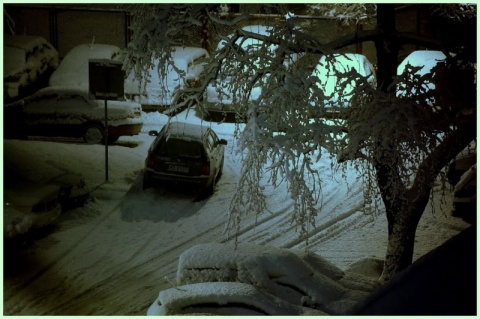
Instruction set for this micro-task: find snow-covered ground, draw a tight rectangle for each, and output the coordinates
[3,108,470,315]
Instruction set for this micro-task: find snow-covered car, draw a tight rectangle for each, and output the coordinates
[142,122,227,196]
[396,50,447,106]
[124,46,209,111]
[4,87,143,144]
[446,141,476,224]
[147,282,326,316]
[4,170,62,238]
[452,164,476,224]
[446,140,476,186]
[148,243,379,315]
[4,140,90,209]
[203,25,300,120]
[309,53,376,111]
[4,35,59,103]
[48,43,122,91]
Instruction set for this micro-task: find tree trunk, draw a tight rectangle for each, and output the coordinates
[380,204,424,282]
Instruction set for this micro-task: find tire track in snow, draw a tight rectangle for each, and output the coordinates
[3,190,125,306]
[33,205,234,315]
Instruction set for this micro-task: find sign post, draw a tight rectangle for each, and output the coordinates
[88,59,125,182]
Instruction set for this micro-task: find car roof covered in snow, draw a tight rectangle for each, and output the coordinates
[49,43,121,89]
[163,122,211,140]
[397,50,447,77]
[171,46,209,70]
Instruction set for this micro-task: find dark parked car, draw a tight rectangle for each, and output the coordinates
[143,122,227,196]
[4,87,143,144]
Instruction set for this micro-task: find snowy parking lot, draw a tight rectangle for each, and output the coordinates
[3,109,470,315]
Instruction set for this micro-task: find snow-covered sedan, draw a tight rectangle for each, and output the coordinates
[4,87,143,144]
[4,139,90,209]
[4,170,62,239]
[124,46,210,111]
[143,122,227,196]
[4,35,59,103]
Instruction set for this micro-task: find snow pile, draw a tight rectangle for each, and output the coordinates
[147,243,381,315]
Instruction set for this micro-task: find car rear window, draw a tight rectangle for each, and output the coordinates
[156,138,204,159]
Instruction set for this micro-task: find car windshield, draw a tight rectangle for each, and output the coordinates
[156,138,203,158]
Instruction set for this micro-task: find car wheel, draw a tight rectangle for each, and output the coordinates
[84,125,104,144]
[217,156,224,180]
[142,174,151,190]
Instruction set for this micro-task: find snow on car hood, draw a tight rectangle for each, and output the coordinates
[4,183,60,208]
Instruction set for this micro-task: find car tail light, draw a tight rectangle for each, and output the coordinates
[147,156,155,169]
[201,162,210,176]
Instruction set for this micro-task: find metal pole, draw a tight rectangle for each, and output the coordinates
[104,98,108,182]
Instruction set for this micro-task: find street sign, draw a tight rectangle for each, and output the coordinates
[88,59,126,182]
[88,59,125,100]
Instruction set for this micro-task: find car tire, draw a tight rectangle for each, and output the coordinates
[217,156,225,180]
[84,125,104,144]
[142,174,151,190]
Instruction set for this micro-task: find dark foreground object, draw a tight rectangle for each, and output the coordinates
[352,226,476,315]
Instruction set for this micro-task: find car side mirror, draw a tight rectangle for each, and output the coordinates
[217,139,228,146]
[148,130,159,136]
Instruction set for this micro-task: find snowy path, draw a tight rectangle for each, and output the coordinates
[3,110,469,315]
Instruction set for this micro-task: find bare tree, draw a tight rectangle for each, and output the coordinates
[123,3,476,281]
